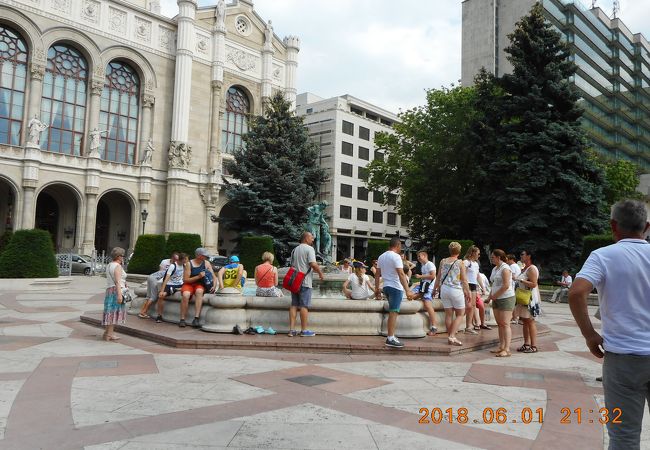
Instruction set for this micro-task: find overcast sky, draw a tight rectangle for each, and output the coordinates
[159,0,650,114]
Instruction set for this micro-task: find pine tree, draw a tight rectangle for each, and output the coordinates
[474,3,606,273]
[224,92,327,257]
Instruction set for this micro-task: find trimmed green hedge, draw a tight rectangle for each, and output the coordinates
[127,234,167,274]
[165,232,202,257]
[581,234,614,265]
[0,230,13,257]
[366,239,389,265]
[0,229,58,278]
[239,235,275,272]
[435,239,474,265]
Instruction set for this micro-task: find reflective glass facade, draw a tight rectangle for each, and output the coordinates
[548,0,650,168]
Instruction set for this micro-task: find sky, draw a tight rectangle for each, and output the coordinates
[159,0,650,114]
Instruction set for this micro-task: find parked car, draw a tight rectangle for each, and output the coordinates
[209,255,229,272]
[55,254,103,275]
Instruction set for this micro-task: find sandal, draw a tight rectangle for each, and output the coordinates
[427,326,438,336]
[490,348,504,353]
[495,350,511,357]
[473,325,481,330]
[138,313,150,319]
[523,345,538,353]
[480,324,491,330]
[448,337,463,346]
[517,344,531,352]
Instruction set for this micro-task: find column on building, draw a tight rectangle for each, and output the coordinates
[166,0,197,233]
[138,93,155,238]
[81,154,101,255]
[283,36,300,109]
[261,21,274,107]
[87,79,104,147]
[27,59,45,128]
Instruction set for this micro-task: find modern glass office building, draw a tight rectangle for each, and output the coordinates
[462,0,650,168]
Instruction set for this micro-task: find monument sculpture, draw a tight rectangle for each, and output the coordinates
[168,141,192,169]
[306,201,331,258]
[27,115,48,147]
[88,128,108,158]
[141,138,154,165]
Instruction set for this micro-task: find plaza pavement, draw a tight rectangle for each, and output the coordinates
[0,276,648,450]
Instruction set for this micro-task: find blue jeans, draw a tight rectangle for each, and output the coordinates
[603,351,650,450]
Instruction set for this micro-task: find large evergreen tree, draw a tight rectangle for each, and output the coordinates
[224,92,327,257]
[473,3,606,273]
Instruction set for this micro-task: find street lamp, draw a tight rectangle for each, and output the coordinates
[141,209,149,235]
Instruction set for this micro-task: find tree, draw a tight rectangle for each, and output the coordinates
[224,92,327,257]
[473,3,606,273]
[589,152,644,206]
[0,229,58,278]
[366,85,480,244]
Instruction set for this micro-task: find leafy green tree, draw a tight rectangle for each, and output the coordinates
[366,85,479,243]
[589,153,644,206]
[225,92,327,257]
[472,3,606,274]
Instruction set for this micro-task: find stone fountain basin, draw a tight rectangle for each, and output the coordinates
[132,286,446,338]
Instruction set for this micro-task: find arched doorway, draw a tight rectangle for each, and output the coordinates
[0,178,17,235]
[217,202,241,256]
[35,184,80,252]
[95,191,133,254]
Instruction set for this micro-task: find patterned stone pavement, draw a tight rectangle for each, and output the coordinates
[0,276,648,450]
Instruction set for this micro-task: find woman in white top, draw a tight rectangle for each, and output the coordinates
[433,241,471,346]
[103,247,127,341]
[487,249,515,357]
[338,259,353,275]
[515,249,540,353]
[342,262,375,299]
[463,246,482,335]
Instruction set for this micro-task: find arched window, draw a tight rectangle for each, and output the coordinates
[99,61,139,164]
[220,86,249,154]
[0,25,28,146]
[40,44,88,155]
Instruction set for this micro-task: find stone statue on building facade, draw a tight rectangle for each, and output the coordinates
[264,20,273,49]
[168,141,192,170]
[141,138,154,165]
[215,0,226,28]
[27,115,48,147]
[88,128,108,158]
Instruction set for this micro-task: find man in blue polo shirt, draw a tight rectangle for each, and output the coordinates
[570,199,650,450]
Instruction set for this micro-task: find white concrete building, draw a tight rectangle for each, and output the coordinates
[0,0,299,256]
[296,93,410,262]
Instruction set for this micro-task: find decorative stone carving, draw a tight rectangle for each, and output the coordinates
[211,80,223,91]
[109,7,127,35]
[145,79,154,91]
[90,80,103,96]
[264,20,273,50]
[159,26,175,51]
[141,138,154,165]
[94,66,104,78]
[135,17,152,43]
[51,0,71,14]
[215,0,226,29]
[168,141,191,170]
[33,48,45,62]
[272,65,281,81]
[27,115,48,147]
[142,94,155,108]
[30,64,46,81]
[227,49,256,71]
[81,0,100,24]
[196,35,208,54]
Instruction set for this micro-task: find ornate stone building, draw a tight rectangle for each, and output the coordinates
[0,0,299,255]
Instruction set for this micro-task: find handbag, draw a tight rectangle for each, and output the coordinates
[515,287,531,305]
[282,248,312,294]
[203,269,214,290]
[122,288,133,303]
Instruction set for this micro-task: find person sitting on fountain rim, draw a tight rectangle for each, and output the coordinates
[139,252,179,319]
[179,248,216,328]
[154,253,187,323]
[342,261,375,300]
[218,255,247,290]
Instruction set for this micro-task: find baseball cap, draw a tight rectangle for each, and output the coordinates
[196,248,209,257]
[353,261,368,269]
[230,255,240,263]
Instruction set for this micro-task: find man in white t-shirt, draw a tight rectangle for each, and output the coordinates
[570,199,650,450]
[139,252,179,319]
[550,270,573,303]
[412,250,438,335]
[375,237,414,348]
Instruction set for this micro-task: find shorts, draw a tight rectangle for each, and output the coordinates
[164,285,182,296]
[476,296,484,308]
[181,282,205,295]
[493,295,516,311]
[440,285,465,309]
[256,286,283,297]
[514,304,533,319]
[291,286,312,308]
[383,286,403,312]
[468,283,477,292]
[411,284,433,301]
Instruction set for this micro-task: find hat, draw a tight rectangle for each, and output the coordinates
[230,255,240,263]
[353,261,368,269]
[196,248,209,257]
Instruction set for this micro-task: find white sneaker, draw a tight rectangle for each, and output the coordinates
[385,337,404,348]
